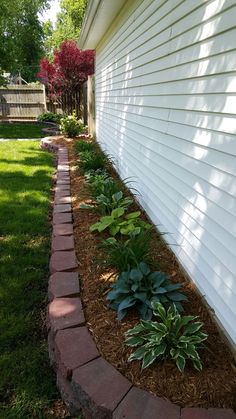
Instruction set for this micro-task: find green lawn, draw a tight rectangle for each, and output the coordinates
[0,123,46,139]
[0,141,59,418]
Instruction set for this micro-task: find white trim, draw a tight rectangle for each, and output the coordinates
[79,0,127,49]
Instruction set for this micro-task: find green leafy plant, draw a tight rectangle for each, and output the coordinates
[125,302,207,371]
[95,190,133,215]
[79,150,107,174]
[107,262,187,320]
[75,140,95,153]
[90,208,151,236]
[100,231,153,271]
[60,111,83,137]
[37,111,63,124]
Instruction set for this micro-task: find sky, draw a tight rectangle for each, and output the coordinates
[40,0,61,26]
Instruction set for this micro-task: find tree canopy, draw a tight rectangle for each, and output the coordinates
[43,0,87,56]
[0,0,48,82]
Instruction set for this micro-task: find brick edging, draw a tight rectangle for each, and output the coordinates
[41,138,236,419]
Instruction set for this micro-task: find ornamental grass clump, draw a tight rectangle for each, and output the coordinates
[79,150,107,174]
[100,231,153,271]
[75,140,95,153]
[60,111,83,137]
[107,262,187,320]
[125,302,207,371]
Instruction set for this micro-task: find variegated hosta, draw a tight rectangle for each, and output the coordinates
[125,302,207,372]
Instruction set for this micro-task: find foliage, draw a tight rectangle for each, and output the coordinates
[107,263,187,320]
[125,302,207,371]
[60,111,83,137]
[75,140,95,153]
[37,40,95,112]
[95,190,133,215]
[0,0,48,81]
[37,111,62,124]
[100,231,153,271]
[90,208,151,236]
[0,123,46,139]
[43,0,88,55]
[79,150,107,174]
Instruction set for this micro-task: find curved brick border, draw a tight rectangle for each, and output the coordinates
[41,137,236,419]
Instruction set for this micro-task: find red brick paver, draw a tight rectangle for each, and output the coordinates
[48,297,85,334]
[55,327,99,379]
[53,223,73,236]
[53,212,72,225]
[50,250,77,273]
[72,357,132,417]
[113,387,180,419]
[48,272,80,300]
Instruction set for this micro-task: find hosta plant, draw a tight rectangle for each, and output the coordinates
[90,208,151,236]
[100,231,153,271]
[125,302,207,371]
[95,191,133,215]
[107,262,187,320]
[84,169,110,196]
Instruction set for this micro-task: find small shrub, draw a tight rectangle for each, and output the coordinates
[79,150,107,173]
[75,140,95,153]
[90,208,151,236]
[100,231,153,271]
[60,111,83,137]
[125,302,207,371]
[37,111,62,124]
[84,169,111,197]
[107,262,187,320]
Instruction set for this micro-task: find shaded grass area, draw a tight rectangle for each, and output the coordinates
[0,141,59,418]
[0,123,46,139]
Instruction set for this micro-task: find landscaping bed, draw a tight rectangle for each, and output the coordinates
[50,136,236,412]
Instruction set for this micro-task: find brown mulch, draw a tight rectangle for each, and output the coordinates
[50,136,236,410]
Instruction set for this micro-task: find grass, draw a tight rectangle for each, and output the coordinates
[0,123,46,139]
[0,140,59,418]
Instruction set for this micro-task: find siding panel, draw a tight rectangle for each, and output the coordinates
[95,0,236,345]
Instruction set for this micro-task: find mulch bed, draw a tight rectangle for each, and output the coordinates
[50,136,236,411]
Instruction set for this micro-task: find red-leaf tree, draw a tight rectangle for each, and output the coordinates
[37,40,95,117]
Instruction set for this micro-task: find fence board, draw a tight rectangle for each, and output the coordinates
[0,85,46,120]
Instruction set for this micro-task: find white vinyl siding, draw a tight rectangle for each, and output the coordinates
[95,0,236,345]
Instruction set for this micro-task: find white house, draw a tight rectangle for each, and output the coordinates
[79,0,236,348]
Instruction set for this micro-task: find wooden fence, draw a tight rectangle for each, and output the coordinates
[47,83,88,124]
[0,85,46,120]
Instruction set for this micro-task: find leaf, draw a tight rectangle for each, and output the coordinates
[112,207,125,218]
[192,358,203,371]
[125,335,145,347]
[79,203,94,209]
[167,291,188,302]
[142,350,156,369]
[139,262,150,276]
[125,323,145,336]
[176,355,186,372]
[112,191,123,202]
[184,322,203,335]
[110,224,120,236]
[125,211,141,220]
[90,222,101,232]
[118,296,136,312]
[128,346,147,361]
[130,268,143,281]
[153,341,167,358]
[139,305,152,320]
[134,292,148,303]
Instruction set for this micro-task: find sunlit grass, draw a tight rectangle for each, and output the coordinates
[0,141,59,418]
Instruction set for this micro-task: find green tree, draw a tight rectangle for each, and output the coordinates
[0,0,48,82]
[44,0,87,56]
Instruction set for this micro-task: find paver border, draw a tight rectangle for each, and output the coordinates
[41,137,236,419]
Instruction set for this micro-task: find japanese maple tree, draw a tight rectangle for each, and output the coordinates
[37,40,95,116]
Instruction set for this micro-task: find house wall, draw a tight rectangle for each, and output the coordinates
[95,0,236,345]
